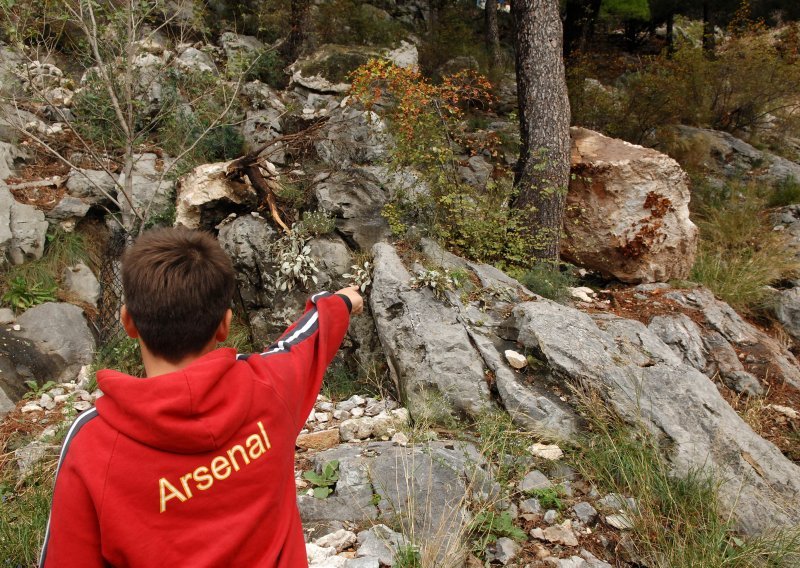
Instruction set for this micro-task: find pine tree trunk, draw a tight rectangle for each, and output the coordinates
[511,0,572,263]
[282,0,311,64]
[485,0,501,68]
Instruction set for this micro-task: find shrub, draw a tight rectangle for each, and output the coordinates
[315,0,406,47]
[573,394,800,567]
[514,262,577,303]
[690,181,800,312]
[351,59,530,269]
[767,177,800,207]
[568,26,800,145]
[295,210,336,237]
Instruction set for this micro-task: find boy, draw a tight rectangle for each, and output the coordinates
[40,227,363,567]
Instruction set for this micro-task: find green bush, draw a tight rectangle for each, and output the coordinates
[568,27,800,145]
[768,177,800,207]
[574,399,800,567]
[315,0,406,47]
[690,181,800,312]
[514,263,577,303]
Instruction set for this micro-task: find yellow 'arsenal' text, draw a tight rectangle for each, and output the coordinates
[159,421,272,513]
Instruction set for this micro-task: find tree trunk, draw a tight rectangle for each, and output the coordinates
[666,11,674,54]
[485,0,501,69]
[703,1,716,55]
[282,0,311,64]
[510,0,572,263]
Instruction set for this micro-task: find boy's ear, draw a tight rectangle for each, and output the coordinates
[215,309,233,343]
[120,305,140,339]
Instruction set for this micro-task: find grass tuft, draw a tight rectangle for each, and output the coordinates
[691,181,800,313]
[572,389,800,567]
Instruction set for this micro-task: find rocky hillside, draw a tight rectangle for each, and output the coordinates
[2,4,800,567]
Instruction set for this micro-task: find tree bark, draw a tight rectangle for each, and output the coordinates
[703,1,716,55]
[281,0,311,64]
[511,0,572,263]
[485,0,501,69]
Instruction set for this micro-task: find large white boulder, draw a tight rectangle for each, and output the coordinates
[563,128,698,283]
[174,161,258,230]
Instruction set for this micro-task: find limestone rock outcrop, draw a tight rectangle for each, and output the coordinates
[563,128,698,283]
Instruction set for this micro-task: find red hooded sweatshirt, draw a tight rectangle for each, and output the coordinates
[40,292,351,568]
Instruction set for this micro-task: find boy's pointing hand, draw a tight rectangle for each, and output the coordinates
[335,286,364,315]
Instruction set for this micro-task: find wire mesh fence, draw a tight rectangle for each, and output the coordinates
[92,227,133,347]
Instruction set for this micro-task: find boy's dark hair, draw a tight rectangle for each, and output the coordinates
[121,227,235,362]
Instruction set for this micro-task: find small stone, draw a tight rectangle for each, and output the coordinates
[520,470,553,492]
[533,543,551,559]
[348,395,366,406]
[307,410,317,423]
[605,514,634,530]
[12,324,21,331]
[572,502,598,525]
[48,388,65,397]
[314,529,357,553]
[53,394,70,404]
[0,308,14,324]
[546,556,586,568]
[317,402,334,412]
[529,442,564,460]
[520,498,542,515]
[15,441,48,476]
[21,403,43,413]
[333,410,351,421]
[72,401,91,411]
[344,557,380,568]
[770,404,798,419]
[315,412,330,423]
[544,509,559,524]
[580,549,613,568]
[504,349,528,369]
[297,429,340,451]
[351,407,365,418]
[542,521,579,547]
[391,432,409,446]
[570,287,595,303]
[336,400,357,412]
[492,537,520,565]
[364,400,383,416]
[306,542,336,564]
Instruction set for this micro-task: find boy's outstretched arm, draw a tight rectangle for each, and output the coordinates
[246,286,362,432]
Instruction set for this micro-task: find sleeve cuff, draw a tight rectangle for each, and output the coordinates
[335,293,353,313]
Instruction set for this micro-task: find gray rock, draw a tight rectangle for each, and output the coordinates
[118,153,174,229]
[0,328,61,418]
[491,537,519,565]
[458,155,492,188]
[773,287,800,342]
[314,529,357,553]
[219,32,264,60]
[670,125,800,186]
[648,314,707,371]
[218,215,279,309]
[669,287,800,389]
[580,549,613,568]
[15,441,51,477]
[315,107,390,167]
[46,196,90,222]
[243,108,284,160]
[546,557,586,568]
[16,302,95,383]
[65,168,117,206]
[174,47,216,74]
[309,236,351,289]
[0,183,48,266]
[505,298,800,534]
[544,509,559,524]
[370,243,492,418]
[0,308,15,324]
[0,141,25,180]
[520,498,542,515]
[572,502,598,525]
[520,470,552,492]
[175,161,258,230]
[356,525,405,566]
[63,262,101,306]
[722,370,764,397]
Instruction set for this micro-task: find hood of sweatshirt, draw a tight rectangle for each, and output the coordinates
[95,348,255,454]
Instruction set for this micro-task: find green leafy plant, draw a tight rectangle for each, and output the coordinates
[303,460,340,499]
[273,229,319,292]
[409,268,456,300]
[295,210,336,238]
[393,543,421,568]
[526,487,564,511]
[22,380,58,400]
[514,262,576,303]
[469,510,527,553]
[768,177,800,208]
[344,261,373,293]
[2,276,57,310]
